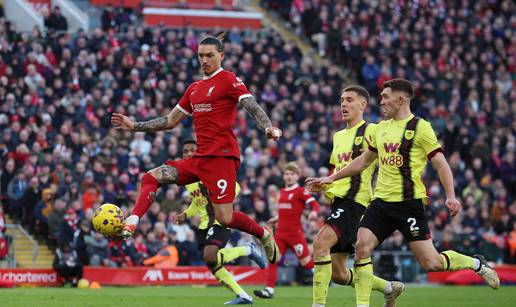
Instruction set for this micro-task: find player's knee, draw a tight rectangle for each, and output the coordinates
[313,239,327,258]
[313,234,331,258]
[331,271,348,285]
[420,256,443,272]
[204,253,218,268]
[355,240,372,259]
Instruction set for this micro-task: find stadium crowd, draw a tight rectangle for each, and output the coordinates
[263,0,515,261]
[0,0,514,275]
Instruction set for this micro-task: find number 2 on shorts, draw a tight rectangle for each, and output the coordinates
[407,217,419,231]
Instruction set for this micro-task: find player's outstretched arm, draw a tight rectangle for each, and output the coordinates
[111,106,187,132]
[306,149,377,187]
[239,96,282,140]
[430,152,461,217]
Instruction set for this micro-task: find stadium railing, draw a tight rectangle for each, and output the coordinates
[4,224,39,269]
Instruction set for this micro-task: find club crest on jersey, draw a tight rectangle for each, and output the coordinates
[404,130,415,140]
[354,136,363,146]
[207,86,215,97]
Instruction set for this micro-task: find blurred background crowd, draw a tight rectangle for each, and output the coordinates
[0,0,514,275]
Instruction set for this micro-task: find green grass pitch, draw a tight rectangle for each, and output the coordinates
[0,285,514,306]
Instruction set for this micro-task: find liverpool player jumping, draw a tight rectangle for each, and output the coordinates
[111,34,282,264]
[254,162,320,299]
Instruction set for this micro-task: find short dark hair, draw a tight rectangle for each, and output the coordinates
[199,32,226,52]
[183,138,197,146]
[382,78,414,98]
[342,85,370,103]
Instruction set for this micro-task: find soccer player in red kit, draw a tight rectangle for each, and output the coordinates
[110,34,282,264]
[254,162,320,299]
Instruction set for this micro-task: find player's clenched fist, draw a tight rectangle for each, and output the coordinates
[265,126,282,141]
[111,113,135,131]
[445,197,462,217]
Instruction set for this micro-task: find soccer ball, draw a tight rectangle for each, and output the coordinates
[92,204,124,237]
[77,278,90,289]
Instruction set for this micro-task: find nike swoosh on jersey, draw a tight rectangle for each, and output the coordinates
[217,194,227,200]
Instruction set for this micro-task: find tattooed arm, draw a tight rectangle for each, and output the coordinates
[239,96,282,140]
[239,96,272,130]
[111,106,188,132]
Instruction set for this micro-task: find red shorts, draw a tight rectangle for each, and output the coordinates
[165,156,240,204]
[275,231,310,259]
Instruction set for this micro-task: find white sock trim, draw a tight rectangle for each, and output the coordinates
[266,287,274,294]
[384,281,393,294]
[473,258,481,271]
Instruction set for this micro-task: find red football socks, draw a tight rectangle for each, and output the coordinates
[132,173,159,218]
[266,262,278,288]
[227,211,265,238]
[303,259,314,269]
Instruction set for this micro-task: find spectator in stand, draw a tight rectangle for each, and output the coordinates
[178,229,203,266]
[7,169,27,222]
[160,187,182,214]
[20,176,41,232]
[60,208,79,245]
[108,240,133,268]
[44,6,68,33]
[87,232,110,266]
[133,232,149,260]
[145,231,162,257]
[0,159,16,213]
[0,205,4,234]
[47,198,66,246]
[101,4,117,32]
[73,219,92,265]
[53,243,82,287]
[143,236,179,268]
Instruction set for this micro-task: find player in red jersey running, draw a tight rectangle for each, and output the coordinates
[254,162,320,299]
[110,34,282,264]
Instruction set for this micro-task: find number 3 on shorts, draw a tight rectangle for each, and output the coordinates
[330,208,344,219]
[217,179,227,195]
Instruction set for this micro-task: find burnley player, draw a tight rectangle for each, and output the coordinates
[174,138,266,305]
[307,79,499,307]
[308,86,402,307]
[111,34,282,264]
[254,162,320,299]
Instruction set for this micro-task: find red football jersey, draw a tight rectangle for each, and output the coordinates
[277,185,320,234]
[177,68,251,159]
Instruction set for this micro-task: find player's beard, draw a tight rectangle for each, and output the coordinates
[202,65,215,76]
